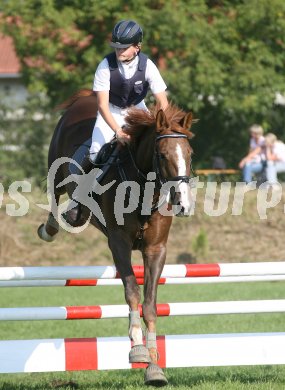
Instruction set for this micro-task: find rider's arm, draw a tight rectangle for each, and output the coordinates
[96,91,128,143]
[146,59,168,110]
[93,59,126,139]
[153,91,169,111]
[96,91,121,134]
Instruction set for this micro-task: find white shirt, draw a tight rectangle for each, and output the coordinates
[93,54,167,95]
[272,141,285,162]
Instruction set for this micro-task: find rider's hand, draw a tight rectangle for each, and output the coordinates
[115,127,131,145]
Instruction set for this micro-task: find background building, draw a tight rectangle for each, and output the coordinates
[0,34,28,107]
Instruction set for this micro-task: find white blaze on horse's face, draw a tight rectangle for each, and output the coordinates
[163,139,193,217]
[174,143,193,216]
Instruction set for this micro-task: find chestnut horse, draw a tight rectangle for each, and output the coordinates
[38,90,195,386]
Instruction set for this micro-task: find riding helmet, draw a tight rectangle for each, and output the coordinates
[110,20,143,49]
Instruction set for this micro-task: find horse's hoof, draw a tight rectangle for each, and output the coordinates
[144,363,168,387]
[129,344,151,363]
[37,224,56,242]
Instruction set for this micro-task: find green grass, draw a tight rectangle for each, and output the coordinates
[1,282,285,389]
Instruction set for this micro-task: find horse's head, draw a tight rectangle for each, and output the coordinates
[154,109,195,217]
[124,104,196,217]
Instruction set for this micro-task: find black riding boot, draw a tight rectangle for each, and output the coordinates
[63,154,95,227]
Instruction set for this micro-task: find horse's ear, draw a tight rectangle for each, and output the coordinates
[156,109,169,132]
[180,112,193,130]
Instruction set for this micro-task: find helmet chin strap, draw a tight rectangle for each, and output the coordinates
[122,57,136,64]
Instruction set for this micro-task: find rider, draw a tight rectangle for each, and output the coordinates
[65,19,169,226]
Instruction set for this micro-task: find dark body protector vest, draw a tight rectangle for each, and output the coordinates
[105,51,149,109]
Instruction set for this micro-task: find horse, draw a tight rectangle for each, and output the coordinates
[38,89,196,386]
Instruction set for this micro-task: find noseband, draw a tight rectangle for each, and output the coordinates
[155,134,192,185]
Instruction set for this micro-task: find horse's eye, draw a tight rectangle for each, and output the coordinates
[158,153,166,160]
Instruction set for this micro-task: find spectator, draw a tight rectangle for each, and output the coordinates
[239,124,266,183]
[265,133,285,184]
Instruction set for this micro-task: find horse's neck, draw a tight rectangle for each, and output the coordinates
[135,129,156,173]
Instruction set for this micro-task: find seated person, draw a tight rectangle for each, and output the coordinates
[265,133,285,184]
[239,124,265,183]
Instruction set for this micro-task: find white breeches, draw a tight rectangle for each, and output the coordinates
[89,101,147,162]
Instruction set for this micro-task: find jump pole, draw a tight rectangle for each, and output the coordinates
[1,274,285,287]
[1,262,285,281]
[1,333,285,373]
[1,299,285,321]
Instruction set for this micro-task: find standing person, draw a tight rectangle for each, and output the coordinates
[265,133,285,184]
[64,20,169,226]
[239,124,265,183]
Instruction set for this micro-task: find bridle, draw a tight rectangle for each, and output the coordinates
[154,134,192,187]
[118,132,194,220]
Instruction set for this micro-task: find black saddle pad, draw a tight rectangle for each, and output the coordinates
[94,140,118,166]
[69,139,118,175]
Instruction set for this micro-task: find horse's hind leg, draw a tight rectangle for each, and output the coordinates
[38,193,60,242]
[108,231,150,364]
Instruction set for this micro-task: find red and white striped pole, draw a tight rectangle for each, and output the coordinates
[1,299,285,321]
[1,333,285,373]
[1,262,285,281]
[1,274,285,287]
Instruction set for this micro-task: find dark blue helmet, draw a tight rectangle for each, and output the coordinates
[110,20,143,49]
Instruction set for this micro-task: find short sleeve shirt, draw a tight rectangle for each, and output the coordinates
[93,54,167,95]
[273,141,285,162]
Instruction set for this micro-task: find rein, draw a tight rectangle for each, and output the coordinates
[114,132,194,237]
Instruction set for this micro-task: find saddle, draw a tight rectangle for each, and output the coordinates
[93,139,118,166]
[69,138,119,178]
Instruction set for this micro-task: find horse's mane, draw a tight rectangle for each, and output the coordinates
[55,89,95,111]
[124,103,193,140]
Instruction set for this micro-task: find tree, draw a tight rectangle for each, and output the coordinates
[1,0,285,169]
[0,95,57,186]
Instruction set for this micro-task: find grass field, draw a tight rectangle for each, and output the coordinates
[2,187,285,388]
[1,282,285,389]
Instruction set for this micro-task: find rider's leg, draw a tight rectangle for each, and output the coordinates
[64,108,123,226]
[62,153,95,226]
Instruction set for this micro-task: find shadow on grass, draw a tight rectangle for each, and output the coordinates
[166,366,285,387]
[1,366,285,390]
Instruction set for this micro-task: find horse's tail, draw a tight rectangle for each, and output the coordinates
[55,88,95,111]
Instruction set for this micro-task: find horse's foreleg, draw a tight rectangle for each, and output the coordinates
[108,231,150,363]
[142,245,168,386]
[126,276,150,364]
[123,273,143,346]
[38,194,60,242]
[142,246,166,363]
